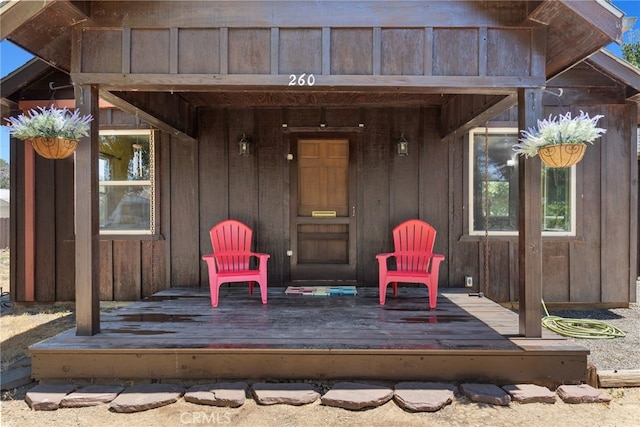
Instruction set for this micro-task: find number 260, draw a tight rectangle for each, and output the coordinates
[288,74,316,86]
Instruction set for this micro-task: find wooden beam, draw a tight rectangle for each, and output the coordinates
[85,1,530,29]
[74,84,100,336]
[0,0,54,40]
[98,91,196,143]
[517,88,543,337]
[441,93,518,141]
[598,369,640,388]
[70,72,544,93]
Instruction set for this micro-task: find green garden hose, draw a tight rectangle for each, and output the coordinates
[541,300,626,339]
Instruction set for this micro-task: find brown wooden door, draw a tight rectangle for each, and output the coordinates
[290,136,356,281]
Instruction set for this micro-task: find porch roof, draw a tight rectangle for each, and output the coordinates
[0,1,624,79]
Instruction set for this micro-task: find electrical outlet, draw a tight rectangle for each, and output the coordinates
[465,276,473,288]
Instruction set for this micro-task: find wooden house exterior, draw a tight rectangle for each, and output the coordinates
[2,0,638,343]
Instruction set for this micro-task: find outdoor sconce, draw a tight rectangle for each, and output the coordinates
[396,133,409,156]
[239,134,251,156]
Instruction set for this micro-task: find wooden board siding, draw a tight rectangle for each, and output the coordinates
[256,109,287,284]
[34,156,55,301]
[601,104,632,303]
[170,135,200,287]
[73,25,545,91]
[178,29,221,74]
[11,101,636,305]
[447,103,636,304]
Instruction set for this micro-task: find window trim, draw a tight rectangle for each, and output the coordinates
[98,128,156,236]
[468,127,576,237]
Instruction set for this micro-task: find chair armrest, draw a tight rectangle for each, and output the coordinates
[251,252,271,268]
[430,254,445,272]
[376,253,395,263]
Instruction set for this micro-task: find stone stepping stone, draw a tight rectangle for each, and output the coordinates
[185,382,247,407]
[460,383,511,406]
[25,383,78,411]
[556,384,611,404]
[251,382,320,405]
[502,384,556,404]
[109,383,185,413]
[394,382,457,412]
[60,384,125,407]
[321,382,393,410]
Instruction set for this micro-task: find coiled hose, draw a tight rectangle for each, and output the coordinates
[541,300,626,339]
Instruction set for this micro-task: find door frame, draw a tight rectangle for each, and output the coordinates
[287,130,359,281]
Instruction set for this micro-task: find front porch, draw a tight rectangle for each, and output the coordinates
[30,287,588,386]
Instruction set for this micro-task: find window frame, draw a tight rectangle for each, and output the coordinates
[468,127,576,237]
[98,128,157,236]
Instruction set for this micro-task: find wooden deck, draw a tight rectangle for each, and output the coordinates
[30,287,589,386]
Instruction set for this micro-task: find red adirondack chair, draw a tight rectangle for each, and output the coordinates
[376,219,445,309]
[202,220,270,307]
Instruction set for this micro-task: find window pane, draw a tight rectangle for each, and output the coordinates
[472,132,518,232]
[100,184,151,230]
[542,166,571,232]
[99,134,151,181]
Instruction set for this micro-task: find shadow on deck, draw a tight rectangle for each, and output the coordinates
[29,287,589,386]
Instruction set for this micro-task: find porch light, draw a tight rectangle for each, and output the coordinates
[397,133,409,156]
[239,134,251,156]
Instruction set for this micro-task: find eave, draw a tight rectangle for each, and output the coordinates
[526,0,623,78]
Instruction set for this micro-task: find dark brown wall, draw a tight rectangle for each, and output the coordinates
[449,103,637,304]
[194,106,448,287]
[11,102,637,304]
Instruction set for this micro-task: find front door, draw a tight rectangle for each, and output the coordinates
[290,135,356,281]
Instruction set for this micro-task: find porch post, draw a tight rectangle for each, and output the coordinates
[74,84,100,336]
[517,88,543,337]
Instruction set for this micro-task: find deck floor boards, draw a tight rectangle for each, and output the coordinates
[29,287,589,384]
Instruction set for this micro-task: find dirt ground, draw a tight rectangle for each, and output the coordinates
[1,249,639,426]
[1,385,639,427]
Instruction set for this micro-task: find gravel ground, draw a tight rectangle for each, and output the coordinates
[546,293,640,371]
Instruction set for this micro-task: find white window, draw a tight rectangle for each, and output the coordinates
[99,129,155,235]
[469,127,575,236]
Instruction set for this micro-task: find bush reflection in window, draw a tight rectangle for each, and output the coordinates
[470,128,575,236]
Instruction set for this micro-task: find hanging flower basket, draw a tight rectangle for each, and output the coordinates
[4,105,93,160]
[513,111,605,168]
[29,136,79,159]
[537,142,587,168]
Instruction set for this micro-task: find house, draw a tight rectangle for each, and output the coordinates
[0,189,9,219]
[1,0,638,353]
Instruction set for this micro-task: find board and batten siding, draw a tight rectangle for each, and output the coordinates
[72,25,545,91]
[449,103,637,305]
[11,102,636,304]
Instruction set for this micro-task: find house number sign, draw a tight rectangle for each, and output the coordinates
[288,74,316,86]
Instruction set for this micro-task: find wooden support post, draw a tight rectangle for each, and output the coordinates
[74,84,100,336]
[517,88,543,337]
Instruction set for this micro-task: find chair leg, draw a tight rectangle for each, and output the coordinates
[249,281,254,296]
[210,284,219,308]
[379,281,387,305]
[392,282,398,296]
[427,282,437,310]
[259,282,267,304]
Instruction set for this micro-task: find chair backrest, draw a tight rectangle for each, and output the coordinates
[392,219,437,272]
[209,220,253,272]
